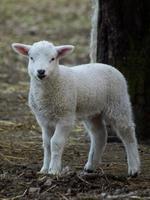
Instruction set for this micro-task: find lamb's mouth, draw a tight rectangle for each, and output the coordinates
[37,74,46,80]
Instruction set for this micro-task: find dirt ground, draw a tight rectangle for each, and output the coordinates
[0,0,150,199]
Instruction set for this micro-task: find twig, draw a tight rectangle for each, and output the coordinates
[99,167,110,185]
[2,189,27,200]
[101,191,140,199]
[77,175,99,187]
[41,184,57,194]
[17,172,24,178]
[57,192,69,200]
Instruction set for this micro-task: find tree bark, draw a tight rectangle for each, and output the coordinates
[90,0,150,140]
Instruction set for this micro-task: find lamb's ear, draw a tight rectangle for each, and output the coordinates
[11,43,31,56]
[56,45,74,59]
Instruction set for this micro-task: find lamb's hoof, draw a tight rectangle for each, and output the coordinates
[128,158,140,178]
[84,169,94,173]
[128,172,138,178]
[128,168,140,178]
[84,162,95,174]
[128,165,140,178]
[38,168,48,174]
[48,169,61,176]
[81,167,94,175]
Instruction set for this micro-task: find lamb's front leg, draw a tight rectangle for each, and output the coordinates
[40,126,55,174]
[49,119,74,175]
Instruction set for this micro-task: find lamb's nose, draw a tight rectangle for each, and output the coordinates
[37,69,45,75]
[37,69,46,79]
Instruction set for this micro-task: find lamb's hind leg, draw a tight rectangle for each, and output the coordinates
[112,120,140,177]
[84,115,108,172]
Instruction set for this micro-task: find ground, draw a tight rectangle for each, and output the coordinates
[0,0,150,199]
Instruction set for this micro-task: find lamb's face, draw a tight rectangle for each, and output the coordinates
[12,40,74,81]
[28,41,58,80]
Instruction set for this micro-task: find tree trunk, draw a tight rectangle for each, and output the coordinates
[90,0,150,141]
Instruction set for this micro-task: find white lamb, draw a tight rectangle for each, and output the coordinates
[12,41,140,177]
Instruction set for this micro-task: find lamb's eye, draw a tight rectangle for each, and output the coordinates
[30,57,34,61]
[50,57,55,62]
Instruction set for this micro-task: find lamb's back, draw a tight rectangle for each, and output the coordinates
[70,63,128,117]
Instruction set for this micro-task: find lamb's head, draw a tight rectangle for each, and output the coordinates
[12,41,74,80]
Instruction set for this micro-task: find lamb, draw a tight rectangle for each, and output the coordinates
[12,40,140,177]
